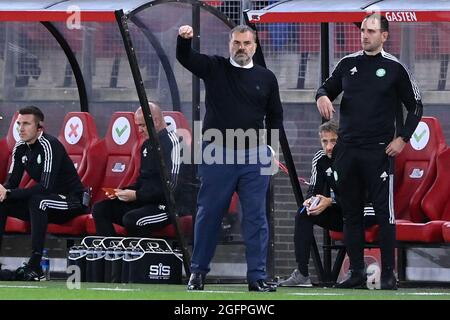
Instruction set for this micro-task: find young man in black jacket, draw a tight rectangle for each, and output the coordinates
[279,121,375,287]
[0,106,86,281]
[316,14,422,289]
[92,103,180,236]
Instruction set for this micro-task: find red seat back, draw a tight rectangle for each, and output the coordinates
[394,117,446,222]
[3,112,20,176]
[6,112,20,151]
[57,112,107,201]
[162,111,192,148]
[118,139,143,189]
[58,112,100,178]
[421,148,450,221]
[0,138,8,183]
[91,112,139,203]
[1,112,31,186]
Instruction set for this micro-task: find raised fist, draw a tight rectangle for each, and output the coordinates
[178,25,194,39]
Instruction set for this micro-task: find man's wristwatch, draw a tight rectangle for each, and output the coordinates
[400,136,410,143]
[5,189,11,196]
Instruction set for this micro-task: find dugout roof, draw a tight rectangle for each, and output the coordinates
[0,0,153,22]
[247,0,450,23]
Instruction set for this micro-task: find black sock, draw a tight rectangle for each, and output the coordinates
[28,252,42,269]
[298,265,309,277]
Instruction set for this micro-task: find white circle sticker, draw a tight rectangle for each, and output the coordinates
[410,121,430,151]
[12,119,20,142]
[164,115,177,133]
[64,116,83,145]
[112,117,131,145]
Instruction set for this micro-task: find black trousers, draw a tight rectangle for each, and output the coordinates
[92,199,169,237]
[294,205,343,275]
[333,142,396,272]
[0,194,85,255]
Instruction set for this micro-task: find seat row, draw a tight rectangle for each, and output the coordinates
[0,110,201,239]
[329,116,450,243]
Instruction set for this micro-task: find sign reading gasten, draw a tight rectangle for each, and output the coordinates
[385,11,418,22]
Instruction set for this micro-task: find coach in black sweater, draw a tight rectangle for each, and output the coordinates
[177,24,283,292]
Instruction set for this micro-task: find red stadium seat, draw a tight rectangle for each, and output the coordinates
[394,117,446,222]
[395,120,448,243]
[1,112,31,187]
[3,113,32,234]
[396,220,444,242]
[395,148,450,243]
[5,216,30,234]
[91,112,140,204]
[443,222,450,243]
[421,148,450,222]
[57,112,102,179]
[48,112,106,236]
[56,112,107,197]
[86,111,140,236]
[329,225,380,243]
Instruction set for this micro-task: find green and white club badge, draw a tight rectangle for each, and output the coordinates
[376,68,386,77]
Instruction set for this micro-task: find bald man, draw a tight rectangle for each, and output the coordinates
[92,102,180,236]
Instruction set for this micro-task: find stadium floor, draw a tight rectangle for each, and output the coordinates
[0,281,449,300]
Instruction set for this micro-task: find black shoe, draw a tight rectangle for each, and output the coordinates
[334,269,367,289]
[380,270,398,290]
[187,272,204,291]
[248,279,277,292]
[15,263,45,281]
[0,269,16,281]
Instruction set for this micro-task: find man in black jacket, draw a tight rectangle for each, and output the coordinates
[92,103,180,236]
[279,121,375,287]
[316,14,423,289]
[177,24,283,292]
[0,106,86,281]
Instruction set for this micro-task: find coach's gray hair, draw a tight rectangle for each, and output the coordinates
[229,25,256,42]
[319,120,339,135]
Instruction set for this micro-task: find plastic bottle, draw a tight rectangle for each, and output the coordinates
[41,249,50,281]
[330,188,337,204]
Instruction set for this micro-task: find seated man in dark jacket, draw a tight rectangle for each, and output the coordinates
[279,120,375,287]
[0,106,86,281]
[92,102,181,236]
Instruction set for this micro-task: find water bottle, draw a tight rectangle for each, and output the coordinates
[41,249,50,281]
[330,188,337,204]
